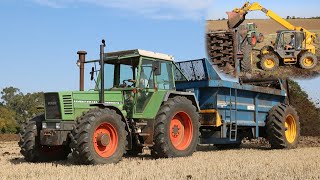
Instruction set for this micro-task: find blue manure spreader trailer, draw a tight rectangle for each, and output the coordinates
[175,58,299,149]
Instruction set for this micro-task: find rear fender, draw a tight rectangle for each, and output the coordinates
[164,91,200,111]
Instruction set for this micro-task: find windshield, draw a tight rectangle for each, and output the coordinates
[103,58,138,89]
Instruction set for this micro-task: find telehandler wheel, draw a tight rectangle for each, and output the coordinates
[260,53,279,71]
[299,52,318,69]
[19,114,70,162]
[71,108,127,165]
[266,104,300,149]
[260,46,273,56]
[241,45,253,73]
[151,96,199,158]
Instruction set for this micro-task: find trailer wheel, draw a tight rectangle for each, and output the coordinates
[152,96,199,158]
[260,53,279,71]
[241,45,252,73]
[71,108,127,164]
[19,114,70,162]
[299,52,318,69]
[266,104,300,149]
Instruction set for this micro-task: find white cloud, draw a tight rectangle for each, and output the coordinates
[30,0,214,20]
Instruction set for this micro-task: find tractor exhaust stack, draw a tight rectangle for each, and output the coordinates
[99,39,106,104]
[77,51,87,91]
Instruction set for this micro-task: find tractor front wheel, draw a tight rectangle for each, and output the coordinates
[152,96,199,158]
[257,33,264,43]
[266,104,300,149]
[19,114,70,162]
[71,108,127,165]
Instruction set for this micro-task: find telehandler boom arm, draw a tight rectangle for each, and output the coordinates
[227,2,317,45]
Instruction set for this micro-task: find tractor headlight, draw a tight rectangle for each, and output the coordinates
[55,123,61,129]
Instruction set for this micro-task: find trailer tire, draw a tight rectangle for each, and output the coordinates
[71,108,127,165]
[152,96,199,158]
[266,104,300,149]
[19,114,70,162]
[241,45,252,73]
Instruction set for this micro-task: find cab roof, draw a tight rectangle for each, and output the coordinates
[105,49,174,61]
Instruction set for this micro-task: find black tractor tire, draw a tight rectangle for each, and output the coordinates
[257,33,264,43]
[241,45,252,73]
[71,108,127,165]
[151,96,199,158]
[260,53,280,71]
[19,114,70,162]
[266,104,300,149]
[299,52,318,69]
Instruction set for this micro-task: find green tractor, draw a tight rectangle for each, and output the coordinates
[19,40,200,164]
[245,22,264,46]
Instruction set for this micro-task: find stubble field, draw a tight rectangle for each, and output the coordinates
[1,136,320,180]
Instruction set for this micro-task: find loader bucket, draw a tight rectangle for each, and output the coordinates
[227,11,246,29]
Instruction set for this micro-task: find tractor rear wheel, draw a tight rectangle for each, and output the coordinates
[248,33,257,46]
[71,108,127,165]
[152,96,199,158]
[19,114,70,162]
[266,104,300,149]
[260,53,279,71]
[299,52,318,69]
[241,45,252,73]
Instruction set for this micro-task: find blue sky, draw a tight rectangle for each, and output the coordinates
[0,0,319,101]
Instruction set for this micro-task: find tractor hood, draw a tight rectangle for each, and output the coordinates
[44,90,124,121]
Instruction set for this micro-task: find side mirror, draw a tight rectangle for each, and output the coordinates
[90,67,95,81]
[153,61,161,76]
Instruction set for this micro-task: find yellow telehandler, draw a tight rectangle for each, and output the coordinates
[228,2,318,71]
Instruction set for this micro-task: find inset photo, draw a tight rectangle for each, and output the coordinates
[206,1,320,79]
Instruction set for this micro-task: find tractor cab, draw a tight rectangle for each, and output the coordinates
[100,49,175,90]
[91,49,179,119]
[274,30,305,57]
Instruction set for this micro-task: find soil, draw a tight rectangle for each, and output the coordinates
[0,134,19,142]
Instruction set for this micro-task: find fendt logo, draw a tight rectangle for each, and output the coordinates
[47,101,57,106]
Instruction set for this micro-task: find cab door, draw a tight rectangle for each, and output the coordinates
[133,58,175,119]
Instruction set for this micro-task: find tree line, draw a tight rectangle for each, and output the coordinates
[0,87,44,133]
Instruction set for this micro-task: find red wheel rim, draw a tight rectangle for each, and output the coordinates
[169,112,193,151]
[93,122,118,158]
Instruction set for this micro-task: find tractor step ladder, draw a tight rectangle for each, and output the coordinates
[224,88,238,141]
